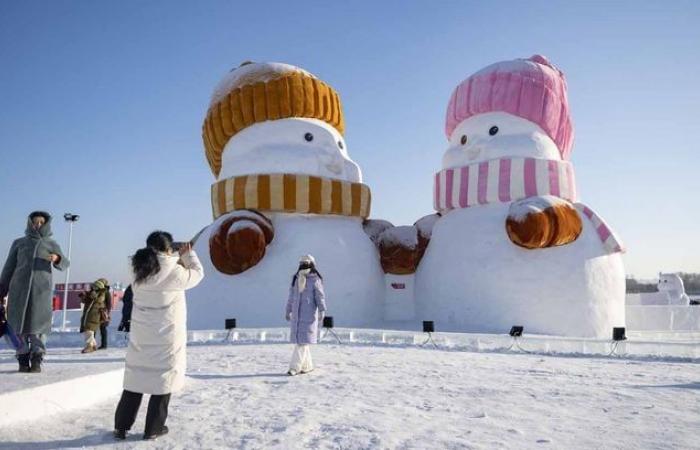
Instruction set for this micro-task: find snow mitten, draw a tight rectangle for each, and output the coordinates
[376,226,425,275]
[362,219,394,244]
[209,209,274,275]
[506,196,582,249]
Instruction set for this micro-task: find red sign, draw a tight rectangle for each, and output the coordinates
[53,282,124,310]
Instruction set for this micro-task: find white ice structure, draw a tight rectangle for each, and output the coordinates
[625,273,698,332]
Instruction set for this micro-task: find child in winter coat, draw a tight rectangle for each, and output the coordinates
[285,255,327,376]
[79,278,110,354]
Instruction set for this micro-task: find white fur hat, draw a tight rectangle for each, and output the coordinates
[299,254,316,265]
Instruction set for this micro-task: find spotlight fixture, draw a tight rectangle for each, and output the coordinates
[323,316,334,329]
[320,316,341,344]
[509,326,524,337]
[612,327,626,341]
[224,318,237,342]
[420,320,437,348]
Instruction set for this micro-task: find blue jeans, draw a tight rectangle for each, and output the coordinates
[16,333,47,356]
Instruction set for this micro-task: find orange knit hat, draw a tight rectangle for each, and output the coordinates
[202,62,345,178]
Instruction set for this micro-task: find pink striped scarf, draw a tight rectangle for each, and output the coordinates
[433,157,624,254]
[434,157,576,211]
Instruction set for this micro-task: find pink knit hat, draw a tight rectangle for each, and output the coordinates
[445,55,574,160]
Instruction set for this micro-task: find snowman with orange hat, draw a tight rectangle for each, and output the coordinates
[188,62,388,329]
[415,55,626,337]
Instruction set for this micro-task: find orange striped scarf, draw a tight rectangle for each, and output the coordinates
[211,173,371,219]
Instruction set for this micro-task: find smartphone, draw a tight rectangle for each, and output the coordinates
[172,241,190,252]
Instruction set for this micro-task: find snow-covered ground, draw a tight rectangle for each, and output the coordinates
[1,343,698,449]
[0,347,123,393]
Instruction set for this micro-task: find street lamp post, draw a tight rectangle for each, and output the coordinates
[61,213,79,331]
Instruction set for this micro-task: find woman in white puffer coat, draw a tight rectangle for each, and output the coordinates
[113,231,204,441]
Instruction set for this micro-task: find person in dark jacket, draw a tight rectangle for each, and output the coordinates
[118,285,133,333]
[285,254,326,376]
[99,284,112,349]
[0,211,69,373]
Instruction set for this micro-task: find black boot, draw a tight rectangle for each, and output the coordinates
[99,325,108,349]
[144,425,168,441]
[113,429,127,440]
[17,353,30,373]
[30,354,43,373]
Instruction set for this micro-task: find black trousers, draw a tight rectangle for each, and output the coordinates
[114,390,170,435]
[99,324,108,348]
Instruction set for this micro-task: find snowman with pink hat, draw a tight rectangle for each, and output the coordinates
[414,55,626,338]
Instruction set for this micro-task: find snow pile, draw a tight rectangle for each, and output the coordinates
[227,220,261,235]
[378,225,418,249]
[413,213,440,240]
[210,62,314,107]
[508,195,568,222]
[362,219,393,244]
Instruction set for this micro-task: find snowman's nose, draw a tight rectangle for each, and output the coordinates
[322,154,344,174]
[466,146,482,160]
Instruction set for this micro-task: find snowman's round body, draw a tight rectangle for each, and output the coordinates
[415,112,626,337]
[415,203,625,337]
[190,213,384,329]
[188,116,384,329]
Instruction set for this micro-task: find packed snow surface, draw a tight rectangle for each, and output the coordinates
[378,225,418,249]
[1,343,698,449]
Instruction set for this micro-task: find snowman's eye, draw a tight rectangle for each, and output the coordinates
[338,140,344,150]
[489,126,499,136]
[304,132,314,142]
[460,135,468,145]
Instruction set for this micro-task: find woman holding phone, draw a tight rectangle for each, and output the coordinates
[114,231,204,441]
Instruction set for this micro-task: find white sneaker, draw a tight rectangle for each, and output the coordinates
[287,369,298,376]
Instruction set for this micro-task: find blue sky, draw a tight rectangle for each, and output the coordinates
[1,0,698,284]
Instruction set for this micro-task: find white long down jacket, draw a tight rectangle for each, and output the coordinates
[123,251,204,395]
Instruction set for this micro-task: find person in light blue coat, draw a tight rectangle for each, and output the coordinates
[285,254,327,376]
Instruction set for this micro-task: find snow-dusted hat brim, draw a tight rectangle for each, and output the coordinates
[203,71,344,178]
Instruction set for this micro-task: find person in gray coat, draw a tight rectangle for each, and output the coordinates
[285,254,326,376]
[0,211,69,372]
